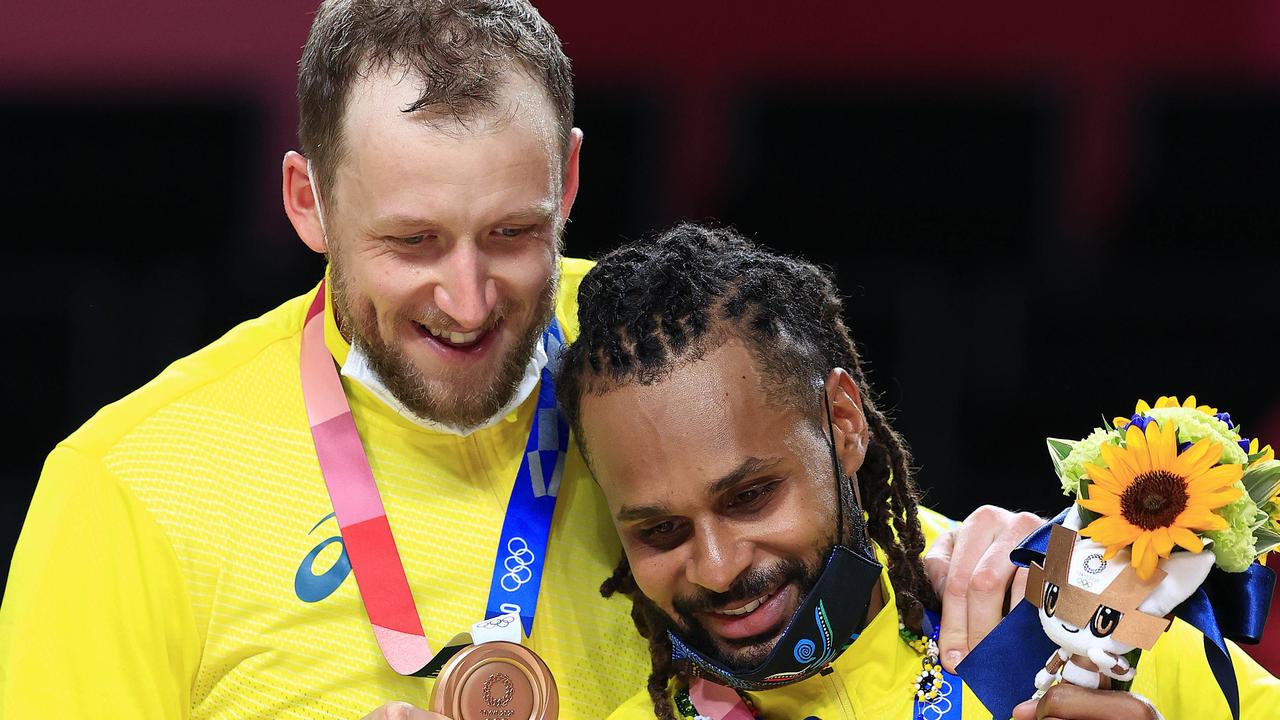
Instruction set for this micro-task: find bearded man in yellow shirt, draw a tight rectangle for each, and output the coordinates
[555,223,1280,720]
[2,2,1045,719]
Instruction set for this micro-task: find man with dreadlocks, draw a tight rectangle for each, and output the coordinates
[556,224,1276,720]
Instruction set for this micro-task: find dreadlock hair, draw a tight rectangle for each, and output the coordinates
[556,223,941,719]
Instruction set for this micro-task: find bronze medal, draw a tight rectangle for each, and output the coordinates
[430,641,558,720]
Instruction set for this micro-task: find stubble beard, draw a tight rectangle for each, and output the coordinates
[651,470,856,671]
[657,551,827,672]
[329,258,559,429]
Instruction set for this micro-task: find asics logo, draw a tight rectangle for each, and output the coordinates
[499,537,536,592]
[294,512,352,603]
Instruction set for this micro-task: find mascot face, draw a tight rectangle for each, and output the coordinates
[1027,524,1175,655]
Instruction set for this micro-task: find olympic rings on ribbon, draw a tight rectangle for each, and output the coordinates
[500,537,537,592]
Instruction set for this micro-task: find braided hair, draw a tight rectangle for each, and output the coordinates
[556,223,940,718]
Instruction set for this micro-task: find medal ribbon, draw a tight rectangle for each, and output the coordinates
[299,282,567,675]
[484,318,567,636]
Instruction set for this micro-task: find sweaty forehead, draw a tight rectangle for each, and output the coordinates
[578,341,821,506]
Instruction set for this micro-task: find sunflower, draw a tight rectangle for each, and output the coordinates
[1247,437,1276,468]
[1077,420,1243,580]
[1114,395,1218,429]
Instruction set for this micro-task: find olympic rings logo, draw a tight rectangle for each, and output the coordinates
[479,614,516,629]
[500,537,537,592]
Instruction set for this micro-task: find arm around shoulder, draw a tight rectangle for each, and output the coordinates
[0,444,200,719]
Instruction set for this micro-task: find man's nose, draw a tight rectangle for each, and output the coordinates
[685,521,750,595]
[433,240,498,330]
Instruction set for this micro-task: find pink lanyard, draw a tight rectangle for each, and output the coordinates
[690,678,756,719]
[299,282,441,675]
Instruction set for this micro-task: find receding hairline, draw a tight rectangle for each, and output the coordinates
[316,61,571,217]
[317,59,571,200]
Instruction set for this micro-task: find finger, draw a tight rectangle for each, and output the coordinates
[966,522,1033,650]
[362,702,444,720]
[923,528,956,597]
[966,542,1017,649]
[1012,699,1039,720]
[1037,683,1157,720]
[1011,566,1029,611]
[938,507,1002,671]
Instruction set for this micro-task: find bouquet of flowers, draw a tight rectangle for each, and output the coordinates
[1048,395,1280,579]
[1028,396,1279,697]
[957,395,1277,719]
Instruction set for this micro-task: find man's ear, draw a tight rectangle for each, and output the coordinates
[282,150,328,254]
[823,368,869,474]
[558,128,584,223]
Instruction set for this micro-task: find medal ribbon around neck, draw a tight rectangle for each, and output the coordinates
[299,282,568,675]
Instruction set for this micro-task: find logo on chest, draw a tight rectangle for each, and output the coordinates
[294,512,352,602]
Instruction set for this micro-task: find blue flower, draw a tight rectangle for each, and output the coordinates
[1127,414,1155,432]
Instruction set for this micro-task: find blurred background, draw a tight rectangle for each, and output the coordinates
[2,0,1279,668]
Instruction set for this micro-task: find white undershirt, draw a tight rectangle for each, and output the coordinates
[340,338,549,437]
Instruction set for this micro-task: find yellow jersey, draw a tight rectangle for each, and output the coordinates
[0,258,650,719]
[608,510,1280,719]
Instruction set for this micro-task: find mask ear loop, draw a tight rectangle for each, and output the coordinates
[823,389,845,544]
[824,387,870,550]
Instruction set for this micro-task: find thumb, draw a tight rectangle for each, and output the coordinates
[1011,699,1039,720]
[362,702,449,720]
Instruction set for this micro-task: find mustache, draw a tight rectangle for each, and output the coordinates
[409,303,511,333]
[672,557,808,616]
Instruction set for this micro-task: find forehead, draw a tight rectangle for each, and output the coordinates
[579,341,823,508]
[334,65,561,211]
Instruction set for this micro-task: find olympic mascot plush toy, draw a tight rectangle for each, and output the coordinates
[1027,509,1213,693]
[957,396,1279,720]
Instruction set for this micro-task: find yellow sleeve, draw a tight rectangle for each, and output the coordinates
[0,445,201,718]
[1133,616,1280,718]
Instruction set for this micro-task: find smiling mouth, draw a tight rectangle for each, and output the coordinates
[1059,622,1080,634]
[715,592,774,617]
[415,321,495,349]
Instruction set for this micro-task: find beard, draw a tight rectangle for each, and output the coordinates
[329,259,558,429]
[660,551,827,672]
[644,469,862,672]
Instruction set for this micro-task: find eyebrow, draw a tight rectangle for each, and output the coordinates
[614,456,784,523]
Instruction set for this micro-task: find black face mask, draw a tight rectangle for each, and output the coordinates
[666,392,883,691]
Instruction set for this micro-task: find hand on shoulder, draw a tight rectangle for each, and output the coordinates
[923,504,1044,671]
